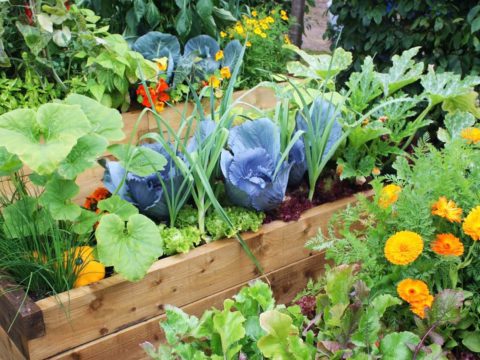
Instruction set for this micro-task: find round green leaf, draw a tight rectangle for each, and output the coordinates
[65,94,125,141]
[0,104,91,175]
[0,146,22,176]
[380,331,420,360]
[96,213,164,281]
[39,178,81,221]
[58,134,108,179]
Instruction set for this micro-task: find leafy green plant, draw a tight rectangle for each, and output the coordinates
[221,6,293,88]
[0,94,125,296]
[307,123,480,354]
[142,280,310,359]
[325,1,480,76]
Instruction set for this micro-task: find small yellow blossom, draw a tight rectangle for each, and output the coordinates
[280,9,288,20]
[220,66,231,79]
[153,57,168,72]
[284,34,291,45]
[209,75,221,88]
[220,31,227,38]
[251,10,257,17]
[246,41,252,47]
[215,50,224,61]
[266,16,275,24]
[461,127,480,144]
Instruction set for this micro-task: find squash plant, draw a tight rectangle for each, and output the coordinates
[0,94,166,286]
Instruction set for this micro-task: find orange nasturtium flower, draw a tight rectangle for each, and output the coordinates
[397,279,433,319]
[431,233,464,256]
[461,127,480,144]
[83,187,110,211]
[431,196,463,223]
[220,66,231,79]
[378,184,401,208]
[463,206,480,241]
[384,231,423,265]
[67,246,105,288]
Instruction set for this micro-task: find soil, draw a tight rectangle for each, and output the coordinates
[264,170,371,223]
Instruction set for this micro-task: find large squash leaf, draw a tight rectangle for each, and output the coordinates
[39,178,81,221]
[0,104,91,175]
[95,213,164,281]
[65,94,125,141]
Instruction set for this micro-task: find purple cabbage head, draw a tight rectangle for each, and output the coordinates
[103,143,184,221]
[220,118,292,211]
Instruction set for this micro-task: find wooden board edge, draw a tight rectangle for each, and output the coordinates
[0,280,45,357]
[48,252,327,360]
[36,192,363,310]
[0,324,27,360]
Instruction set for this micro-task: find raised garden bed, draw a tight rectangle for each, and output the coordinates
[0,193,365,360]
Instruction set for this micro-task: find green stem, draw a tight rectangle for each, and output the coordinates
[401,103,433,152]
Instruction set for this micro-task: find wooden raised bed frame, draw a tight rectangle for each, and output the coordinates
[0,194,364,360]
[0,85,363,359]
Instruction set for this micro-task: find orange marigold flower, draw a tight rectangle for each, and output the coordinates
[410,294,434,319]
[431,233,464,256]
[397,279,430,303]
[461,127,480,144]
[431,196,462,223]
[463,206,480,241]
[385,231,423,265]
[378,184,401,208]
[372,167,381,176]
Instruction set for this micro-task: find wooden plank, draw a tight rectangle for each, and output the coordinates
[27,194,358,360]
[49,252,327,360]
[0,281,43,359]
[0,326,26,360]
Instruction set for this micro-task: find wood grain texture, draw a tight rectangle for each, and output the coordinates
[49,252,327,360]
[0,281,44,358]
[24,194,358,360]
[0,324,27,360]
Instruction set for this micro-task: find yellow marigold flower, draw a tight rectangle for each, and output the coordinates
[397,279,430,304]
[209,75,221,89]
[153,57,168,71]
[253,27,263,35]
[260,22,269,30]
[280,9,288,20]
[284,34,291,45]
[220,66,231,79]
[235,24,244,35]
[266,16,275,23]
[384,231,423,265]
[215,50,224,61]
[463,206,480,241]
[431,233,464,256]
[431,196,463,223]
[461,127,480,144]
[220,31,227,38]
[252,10,258,17]
[260,32,267,38]
[378,184,401,208]
[410,294,434,319]
[246,40,252,47]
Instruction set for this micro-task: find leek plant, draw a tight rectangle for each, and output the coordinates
[139,42,265,271]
